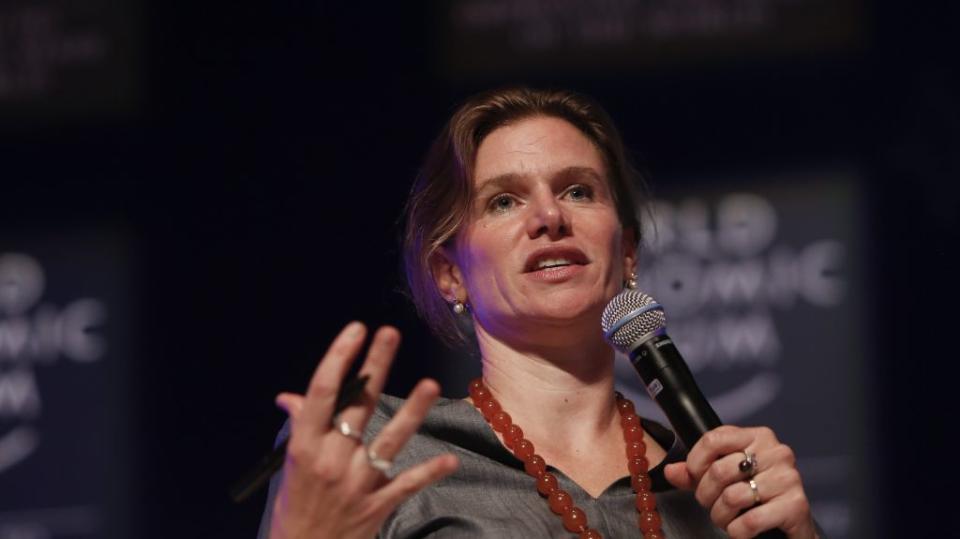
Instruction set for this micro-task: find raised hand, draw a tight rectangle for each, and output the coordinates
[269,322,459,539]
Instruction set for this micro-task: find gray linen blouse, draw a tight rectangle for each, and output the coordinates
[257,394,729,538]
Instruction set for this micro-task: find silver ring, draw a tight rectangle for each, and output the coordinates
[336,419,363,442]
[366,447,392,472]
[738,451,758,476]
[748,479,761,505]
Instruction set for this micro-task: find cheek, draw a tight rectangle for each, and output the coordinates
[460,235,519,303]
[598,222,628,278]
[459,239,503,288]
[594,219,624,253]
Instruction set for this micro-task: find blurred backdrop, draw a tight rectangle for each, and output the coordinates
[1,1,957,538]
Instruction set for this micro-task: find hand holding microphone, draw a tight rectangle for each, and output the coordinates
[602,290,818,539]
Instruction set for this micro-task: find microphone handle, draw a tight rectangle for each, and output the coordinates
[628,334,722,445]
[628,334,787,539]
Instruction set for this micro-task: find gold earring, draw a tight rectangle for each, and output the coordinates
[626,272,638,290]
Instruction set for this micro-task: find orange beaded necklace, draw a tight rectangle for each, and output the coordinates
[468,378,665,538]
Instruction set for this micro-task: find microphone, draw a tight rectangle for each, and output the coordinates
[601,289,721,445]
[602,289,786,538]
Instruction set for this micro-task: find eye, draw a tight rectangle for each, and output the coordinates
[565,184,593,201]
[488,193,517,213]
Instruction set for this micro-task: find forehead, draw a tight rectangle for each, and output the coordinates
[473,116,606,186]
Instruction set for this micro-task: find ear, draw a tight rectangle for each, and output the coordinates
[429,247,469,304]
[621,226,638,278]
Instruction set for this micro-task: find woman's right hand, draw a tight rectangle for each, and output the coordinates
[269,322,459,539]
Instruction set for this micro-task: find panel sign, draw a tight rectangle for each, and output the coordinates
[440,0,863,75]
[0,233,132,539]
[614,170,869,538]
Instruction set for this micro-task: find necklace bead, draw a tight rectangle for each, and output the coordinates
[480,398,501,421]
[628,456,650,474]
[636,491,658,512]
[536,472,559,496]
[469,379,665,538]
[562,507,588,532]
[503,424,523,449]
[639,510,663,532]
[632,473,653,493]
[524,454,547,477]
[514,439,535,461]
[621,412,642,429]
[468,379,490,403]
[549,489,574,514]
[623,425,645,443]
[491,410,512,432]
[626,440,647,458]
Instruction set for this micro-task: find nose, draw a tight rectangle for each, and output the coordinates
[525,191,569,240]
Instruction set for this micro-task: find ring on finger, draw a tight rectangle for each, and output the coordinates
[738,451,758,476]
[747,478,761,505]
[334,416,364,443]
[366,446,392,473]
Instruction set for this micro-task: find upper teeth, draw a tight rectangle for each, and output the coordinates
[536,258,571,269]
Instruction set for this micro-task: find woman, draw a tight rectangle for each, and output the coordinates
[258,88,820,538]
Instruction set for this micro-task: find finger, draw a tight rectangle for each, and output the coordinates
[724,490,811,539]
[695,450,754,509]
[275,392,305,419]
[301,322,368,432]
[710,479,761,530]
[360,379,441,487]
[686,426,776,482]
[710,465,800,531]
[663,462,696,491]
[335,326,402,437]
[371,453,459,512]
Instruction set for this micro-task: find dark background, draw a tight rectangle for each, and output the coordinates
[1,1,957,537]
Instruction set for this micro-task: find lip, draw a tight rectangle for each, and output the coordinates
[525,263,586,283]
[522,246,590,273]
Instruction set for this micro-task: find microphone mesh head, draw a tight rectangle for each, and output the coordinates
[601,289,667,352]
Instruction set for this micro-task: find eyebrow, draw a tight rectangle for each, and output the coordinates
[474,166,605,196]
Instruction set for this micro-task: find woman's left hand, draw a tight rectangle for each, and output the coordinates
[663,425,818,539]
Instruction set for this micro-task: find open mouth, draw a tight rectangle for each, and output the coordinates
[533,258,575,270]
[524,248,589,273]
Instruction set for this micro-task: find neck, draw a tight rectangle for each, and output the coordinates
[474,323,620,450]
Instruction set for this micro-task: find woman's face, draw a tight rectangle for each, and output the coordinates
[442,115,635,341]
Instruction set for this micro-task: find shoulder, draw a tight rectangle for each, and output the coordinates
[372,393,470,419]
[366,394,503,460]
[270,394,483,447]
[369,393,481,436]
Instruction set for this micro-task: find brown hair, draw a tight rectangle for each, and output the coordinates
[402,86,646,346]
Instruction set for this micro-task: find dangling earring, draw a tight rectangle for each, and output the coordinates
[452,300,466,314]
[625,272,638,290]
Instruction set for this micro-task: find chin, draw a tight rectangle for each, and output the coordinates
[529,296,606,324]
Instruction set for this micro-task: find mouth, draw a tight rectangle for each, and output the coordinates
[523,247,589,273]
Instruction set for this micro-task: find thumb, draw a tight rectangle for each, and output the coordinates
[663,461,696,491]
